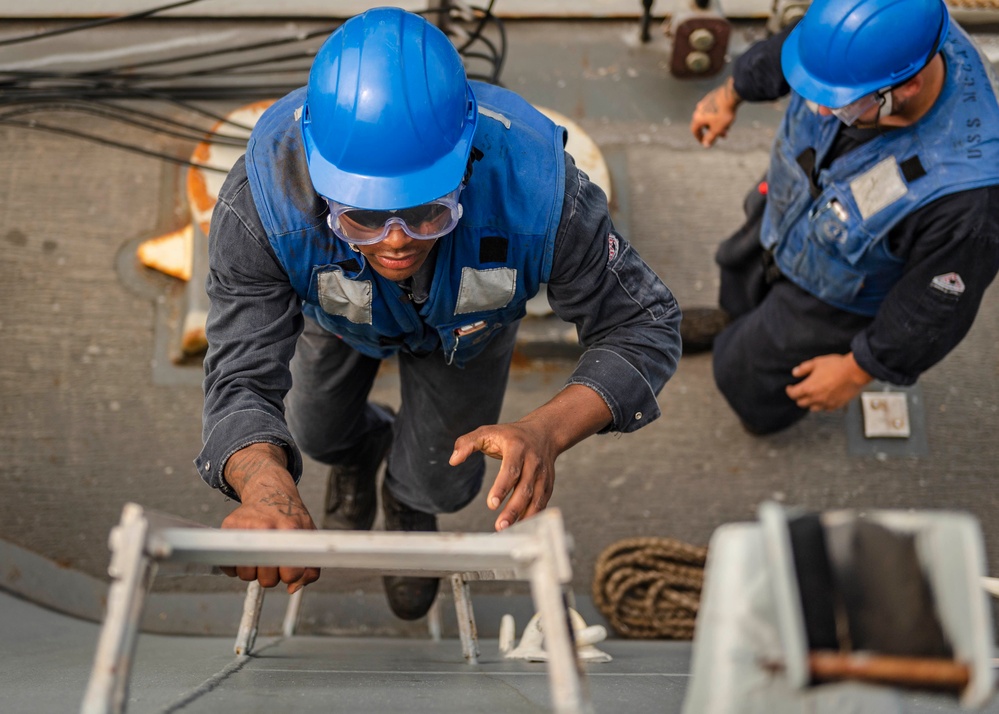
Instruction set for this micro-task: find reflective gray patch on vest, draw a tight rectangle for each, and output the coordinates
[455,267,517,315]
[317,270,372,324]
[849,157,908,221]
[478,107,511,129]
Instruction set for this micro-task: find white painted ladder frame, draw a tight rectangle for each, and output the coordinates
[81,502,590,714]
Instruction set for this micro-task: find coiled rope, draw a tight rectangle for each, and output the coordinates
[946,0,999,9]
[592,537,708,640]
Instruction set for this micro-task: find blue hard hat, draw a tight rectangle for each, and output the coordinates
[781,0,950,108]
[302,7,478,210]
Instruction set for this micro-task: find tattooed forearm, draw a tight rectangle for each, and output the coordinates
[224,443,289,497]
[704,78,741,114]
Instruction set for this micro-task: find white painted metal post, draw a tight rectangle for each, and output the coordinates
[234,581,265,655]
[529,550,590,714]
[282,587,304,637]
[80,504,156,714]
[427,598,443,642]
[450,573,479,664]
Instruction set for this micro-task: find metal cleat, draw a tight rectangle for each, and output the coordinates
[661,2,732,79]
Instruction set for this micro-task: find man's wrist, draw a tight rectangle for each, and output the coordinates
[724,76,743,108]
[223,442,291,500]
[846,352,874,387]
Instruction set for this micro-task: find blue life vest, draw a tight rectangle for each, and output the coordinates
[244,81,566,367]
[761,24,999,316]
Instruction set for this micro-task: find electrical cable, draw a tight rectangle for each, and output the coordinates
[0,0,207,48]
[75,26,334,77]
[0,117,232,172]
[0,0,507,166]
[0,101,249,144]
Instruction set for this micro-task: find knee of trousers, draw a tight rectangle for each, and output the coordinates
[712,337,804,436]
[288,420,384,465]
[291,427,359,466]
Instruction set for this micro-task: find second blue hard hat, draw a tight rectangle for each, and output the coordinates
[781,0,950,108]
[302,7,478,210]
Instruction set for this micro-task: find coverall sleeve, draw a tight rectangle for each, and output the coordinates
[731,24,794,102]
[194,156,305,500]
[851,186,999,384]
[547,154,682,433]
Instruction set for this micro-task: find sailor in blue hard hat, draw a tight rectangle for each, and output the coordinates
[300,8,478,282]
[197,7,681,620]
[782,0,950,127]
[684,0,999,435]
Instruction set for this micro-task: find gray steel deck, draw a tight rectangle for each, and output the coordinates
[0,12,997,714]
[5,590,997,714]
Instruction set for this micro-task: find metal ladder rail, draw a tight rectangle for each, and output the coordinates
[81,502,590,714]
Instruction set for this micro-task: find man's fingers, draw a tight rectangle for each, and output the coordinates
[690,113,727,147]
[786,381,809,405]
[700,124,726,148]
[487,458,522,512]
[495,482,551,532]
[225,565,319,591]
[690,119,706,143]
[256,567,281,589]
[486,487,504,510]
[493,458,548,531]
[451,430,496,466]
[527,488,552,518]
[690,119,714,147]
[281,565,320,594]
[791,359,815,377]
[495,486,531,531]
[449,440,474,466]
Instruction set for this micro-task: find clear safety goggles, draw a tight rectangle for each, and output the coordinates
[325,186,464,245]
[830,89,891,126]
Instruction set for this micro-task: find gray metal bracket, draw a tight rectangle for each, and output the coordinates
[846,382,929,458]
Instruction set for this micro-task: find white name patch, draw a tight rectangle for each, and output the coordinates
[849,157,908,221]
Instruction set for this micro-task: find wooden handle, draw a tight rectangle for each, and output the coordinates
[809,651,970,691]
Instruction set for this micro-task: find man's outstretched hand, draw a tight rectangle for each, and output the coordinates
[451,419,558,532]
[450,384,612,532]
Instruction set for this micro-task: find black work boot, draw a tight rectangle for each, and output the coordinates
[322,411,393,531]
[679,307,732,354]
[381,481,440,620]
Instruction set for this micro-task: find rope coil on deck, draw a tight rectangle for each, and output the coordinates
[947,0,999,9]
[592,537,708,640]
